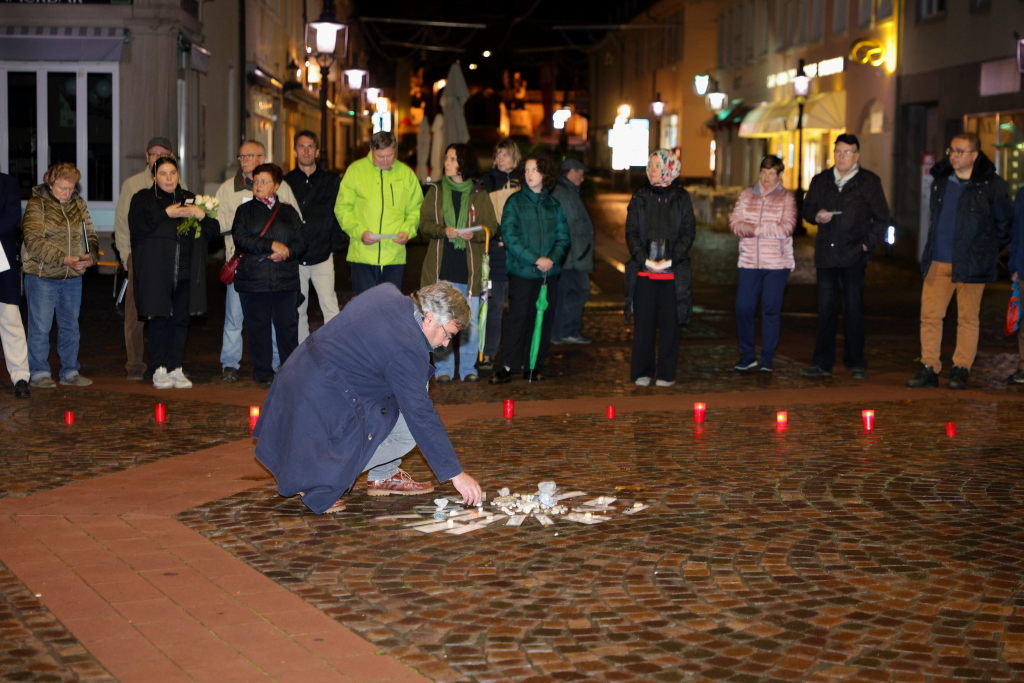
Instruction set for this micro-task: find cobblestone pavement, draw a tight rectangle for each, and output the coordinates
[1,193,1023,681]
[178,400,1024,681]
[0,560,114,682]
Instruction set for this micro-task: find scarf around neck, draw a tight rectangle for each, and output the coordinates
[442,175,474,250]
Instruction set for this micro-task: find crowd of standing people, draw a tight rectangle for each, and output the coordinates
[0,129,1021,402]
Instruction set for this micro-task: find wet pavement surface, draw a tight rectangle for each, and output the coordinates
[179,400,1024,681]
[2,190,1023,681]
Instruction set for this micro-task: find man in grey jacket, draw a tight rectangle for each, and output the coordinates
[550,158,595,344]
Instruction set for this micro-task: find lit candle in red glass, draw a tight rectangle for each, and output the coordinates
[776,411,788,428]
[249,405,260,431]
[606,405,616,419]
[861,409,875,431]
[154,402,167,423]
[502,399,514,419]
[945,422,956,437]
[63,411,74,425]
[693,402,706,424]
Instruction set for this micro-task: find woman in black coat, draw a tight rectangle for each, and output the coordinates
[625,150,696,387]
[231,163,306,386]
[128,156,218,389]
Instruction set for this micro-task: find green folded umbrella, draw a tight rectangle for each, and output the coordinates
[477,227,491,362]
[527,274,549,382]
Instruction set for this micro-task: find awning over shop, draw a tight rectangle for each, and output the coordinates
[739,91,846,138]
[704,101,753,129]
[0,26,128,62]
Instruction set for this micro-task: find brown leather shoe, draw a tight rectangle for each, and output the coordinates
[367,469,434,496]
[323,499,346,514]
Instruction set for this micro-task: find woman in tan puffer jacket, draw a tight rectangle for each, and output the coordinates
[728,155,796,373]
[22,162,98,388]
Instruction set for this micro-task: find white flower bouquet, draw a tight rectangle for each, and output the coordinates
[177,194,219,238]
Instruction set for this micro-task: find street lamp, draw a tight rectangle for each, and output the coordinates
[651,93,665,149]
[344,68,368,91]
[693,73,711,96]
[306,0,348,164]
[706,90,728,112]
[793,59,810,198]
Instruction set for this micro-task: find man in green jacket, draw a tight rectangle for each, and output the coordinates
[334,132,423,293]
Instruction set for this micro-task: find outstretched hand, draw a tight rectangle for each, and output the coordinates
[451,472,483,506]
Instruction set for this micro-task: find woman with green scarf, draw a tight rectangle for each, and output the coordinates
[420,143,498,382]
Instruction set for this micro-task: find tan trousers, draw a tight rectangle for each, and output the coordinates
[123,255,147,376]
[919,261,985,372]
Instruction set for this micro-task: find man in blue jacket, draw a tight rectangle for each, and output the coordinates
[907,132,1012,390]
[254,282,483,514]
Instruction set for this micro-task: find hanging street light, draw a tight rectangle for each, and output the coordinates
[306,0,348,163]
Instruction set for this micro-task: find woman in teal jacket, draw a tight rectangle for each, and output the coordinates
[490,154,570,383]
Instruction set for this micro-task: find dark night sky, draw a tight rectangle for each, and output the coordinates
[351,0,657,89]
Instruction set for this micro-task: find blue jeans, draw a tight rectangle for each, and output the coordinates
[220,283,278,371]
[24,274,82,381]
[551,268,590,339]
[735,268,789,369]
[432,282,480,379]
[350,263,404,294]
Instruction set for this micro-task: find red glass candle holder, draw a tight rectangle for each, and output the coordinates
[776,411,788,427]
[605,405,616,419]
[693,402,706,424]
[249,405,260,431]
[861,409,875,431]
[945,422,956,437]
[154,402,167,423]
[63,411,74,425]
[502,399,514,419]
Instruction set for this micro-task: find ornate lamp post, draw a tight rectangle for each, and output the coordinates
[650,92,665,149]
[793,59,810,196]
[306,0,348,162]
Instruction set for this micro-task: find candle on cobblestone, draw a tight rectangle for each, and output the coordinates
[861,409,875,431]
[154,402,167,423]
[503,399,514,419]
[693,402,706,424]
[63,411,74,425]
[249,405,260,431]
[776,411,788,431]
[945,421,956,437]
[605,405,616,419]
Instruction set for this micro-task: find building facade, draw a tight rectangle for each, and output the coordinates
[710,0,898,204]
[895,0,1024,239]
[588,0,720,182]
[0,0,364,242]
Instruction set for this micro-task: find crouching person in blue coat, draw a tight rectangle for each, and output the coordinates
[254,281,484,514]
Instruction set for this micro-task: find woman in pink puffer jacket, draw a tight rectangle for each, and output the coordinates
[729,155,797,373]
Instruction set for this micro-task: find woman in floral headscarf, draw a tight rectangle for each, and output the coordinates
[625,149,696,387]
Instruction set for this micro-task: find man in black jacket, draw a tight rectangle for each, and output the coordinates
[906,132,1012,390]
[801,134,891,380]
[284,130,343,343]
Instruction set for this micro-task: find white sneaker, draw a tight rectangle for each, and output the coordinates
[634,376,651,386]
[655,379,675,387]
[152,366,173,389]
[168,367,193,389]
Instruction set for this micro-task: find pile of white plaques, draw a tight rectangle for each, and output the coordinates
[390,481,649,535]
